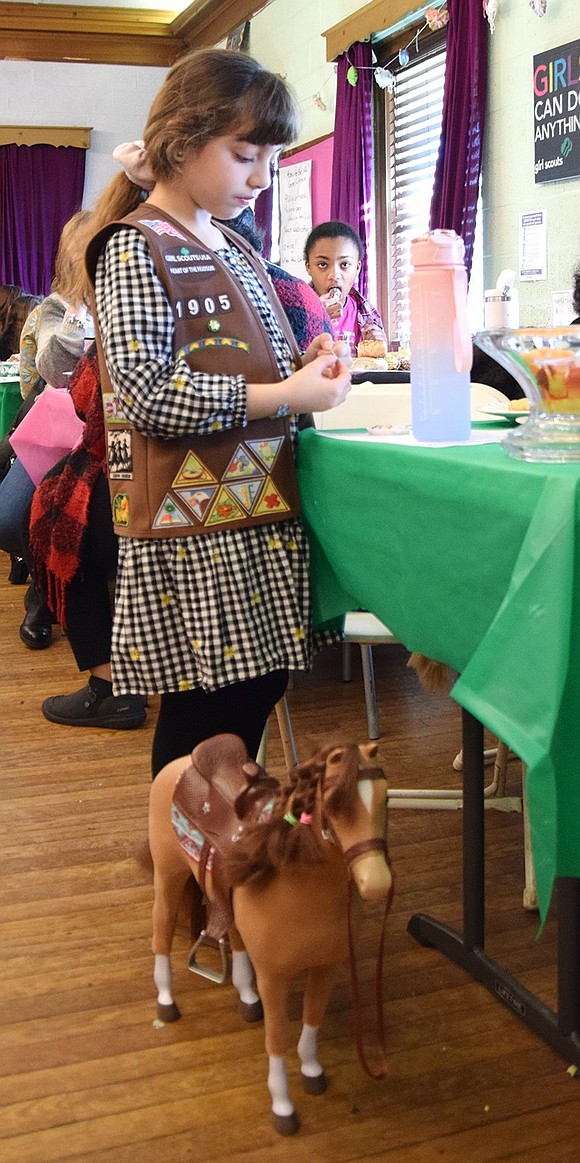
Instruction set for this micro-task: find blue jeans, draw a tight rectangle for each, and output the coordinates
[0,457,35,558]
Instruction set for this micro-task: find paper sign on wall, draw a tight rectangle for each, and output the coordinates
[519,210,547,281]
[278,160,312,280]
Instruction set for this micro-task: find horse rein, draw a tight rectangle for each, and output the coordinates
[321,764,392,1080]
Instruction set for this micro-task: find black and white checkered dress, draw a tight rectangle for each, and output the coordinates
[95,229,314,696]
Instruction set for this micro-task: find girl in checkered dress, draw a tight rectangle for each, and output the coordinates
[88,49,351,776]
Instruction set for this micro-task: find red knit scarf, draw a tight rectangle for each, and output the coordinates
[29,343,105,628]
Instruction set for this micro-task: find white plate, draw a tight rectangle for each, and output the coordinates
[477,403,530,420]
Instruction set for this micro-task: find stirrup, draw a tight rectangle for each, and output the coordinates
[187,930,231,984]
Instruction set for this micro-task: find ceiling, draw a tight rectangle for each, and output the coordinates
[0,0,273,66]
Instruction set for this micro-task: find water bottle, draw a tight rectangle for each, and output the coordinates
[409,229,472,442]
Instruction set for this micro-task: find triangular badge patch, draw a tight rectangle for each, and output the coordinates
[173,451,216,488]
[152,494,191,530]
[205,485,247,528]
[227,478,263,514]
[246,436,283,472]
[174,485,218,523]
[222,444,262,480]
[253,477,290,518]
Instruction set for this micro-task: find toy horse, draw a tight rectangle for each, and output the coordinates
[149,733,393,1135]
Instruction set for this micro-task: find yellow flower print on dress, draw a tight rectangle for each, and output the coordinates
[269,535,282,550]
[129,647,140,661]
[161,592,172,607]
[174,376,187,391]
[293,626,305,642]
[177,545,187,559]
[192,638,201,650]
[178,679,191,691]
[211,419,223,431]
[224,645,236,660]
[285,538,297,551]
[251,591,261,605]
[212,550,221,564]
[128,339,140,352]
[120,251,130,264]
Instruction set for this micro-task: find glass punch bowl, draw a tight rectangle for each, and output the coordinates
[474,327,580,462]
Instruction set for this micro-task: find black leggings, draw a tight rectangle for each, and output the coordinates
[151,667,288,778]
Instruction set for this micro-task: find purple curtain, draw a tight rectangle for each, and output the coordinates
[429,0,488,280]
[0,143,86,295]
[330,42,374,299]
[254,184,273,260]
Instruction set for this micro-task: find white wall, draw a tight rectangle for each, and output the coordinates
[0,59,166,208]
[1,0,578,322]
[483,2,579,325]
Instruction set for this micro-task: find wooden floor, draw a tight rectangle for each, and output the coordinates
[2,548,580,1162]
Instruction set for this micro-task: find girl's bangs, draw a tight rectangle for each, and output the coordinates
[237,78,301,147]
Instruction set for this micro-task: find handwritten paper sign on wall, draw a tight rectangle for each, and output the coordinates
[279,160,312,279]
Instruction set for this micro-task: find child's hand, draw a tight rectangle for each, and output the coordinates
[320,290,343,320]
[361,323,386,342]
[286,352,351,413]
[303,333,352,369]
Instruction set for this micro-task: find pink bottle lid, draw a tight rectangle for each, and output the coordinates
[410,229,465,267]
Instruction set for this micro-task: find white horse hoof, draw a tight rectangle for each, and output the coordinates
[238,998,264,1023]
[272,1111,300,1136]
[156,1001,181,1022]
[301,1069,328,1095]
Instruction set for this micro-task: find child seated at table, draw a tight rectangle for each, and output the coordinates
[304,220,386,355]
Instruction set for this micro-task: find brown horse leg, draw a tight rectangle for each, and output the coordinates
[298,963,339,1094]
[254,970,299,1134]
[149,757,197,1022]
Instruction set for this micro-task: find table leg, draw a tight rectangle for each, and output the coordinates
[407,709,580,1065]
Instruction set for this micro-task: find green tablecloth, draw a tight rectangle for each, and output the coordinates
[0,378,22,440]
[298,427,580,923]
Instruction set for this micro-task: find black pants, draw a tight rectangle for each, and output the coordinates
[23,470,117,672]
[151,668,289,778]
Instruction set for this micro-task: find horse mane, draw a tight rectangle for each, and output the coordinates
[225,739,362,891]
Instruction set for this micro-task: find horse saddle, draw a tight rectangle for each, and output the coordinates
[172,734,279,949]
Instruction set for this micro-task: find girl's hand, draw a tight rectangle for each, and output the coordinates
[361,323,386,342]
[285,352,351,413]
[320,291,343,320]
[303,333,352,369]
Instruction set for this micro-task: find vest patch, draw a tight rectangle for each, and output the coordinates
[140,218,188,241]
[175,337,250,360]
[246,436,283,472]
[227,478,263,514]
[253,479,291,517]
[223,444,261,480]
[107,429,133,479]
[173,453,217,488]
[175,486,218,523]
[113,493,130,527]
[204,486,248,528]
[152,495,191,530]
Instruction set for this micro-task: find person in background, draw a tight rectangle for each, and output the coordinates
[0,284,41,364]
[304,220,386,355]
[571,261,580,325]
[85,48,350,776]
[0,210,93,648]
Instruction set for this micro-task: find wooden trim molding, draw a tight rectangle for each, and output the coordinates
[0,0,273,66]
[323,0,430,61]
[0,125,91,148]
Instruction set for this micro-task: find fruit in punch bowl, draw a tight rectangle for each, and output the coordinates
[474,327,580,462]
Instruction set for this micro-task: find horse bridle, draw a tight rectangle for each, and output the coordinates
[321,766,389,866]
[321,763,393,1080]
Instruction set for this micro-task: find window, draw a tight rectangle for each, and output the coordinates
[375,31,483,347]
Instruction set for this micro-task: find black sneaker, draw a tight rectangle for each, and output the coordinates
[42,683,147,729]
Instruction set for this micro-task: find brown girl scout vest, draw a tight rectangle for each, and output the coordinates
[86,206,303,538]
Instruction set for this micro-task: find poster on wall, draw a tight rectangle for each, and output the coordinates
[533,38,580,183]
[278,160,312,279]
[519,210,547,281]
